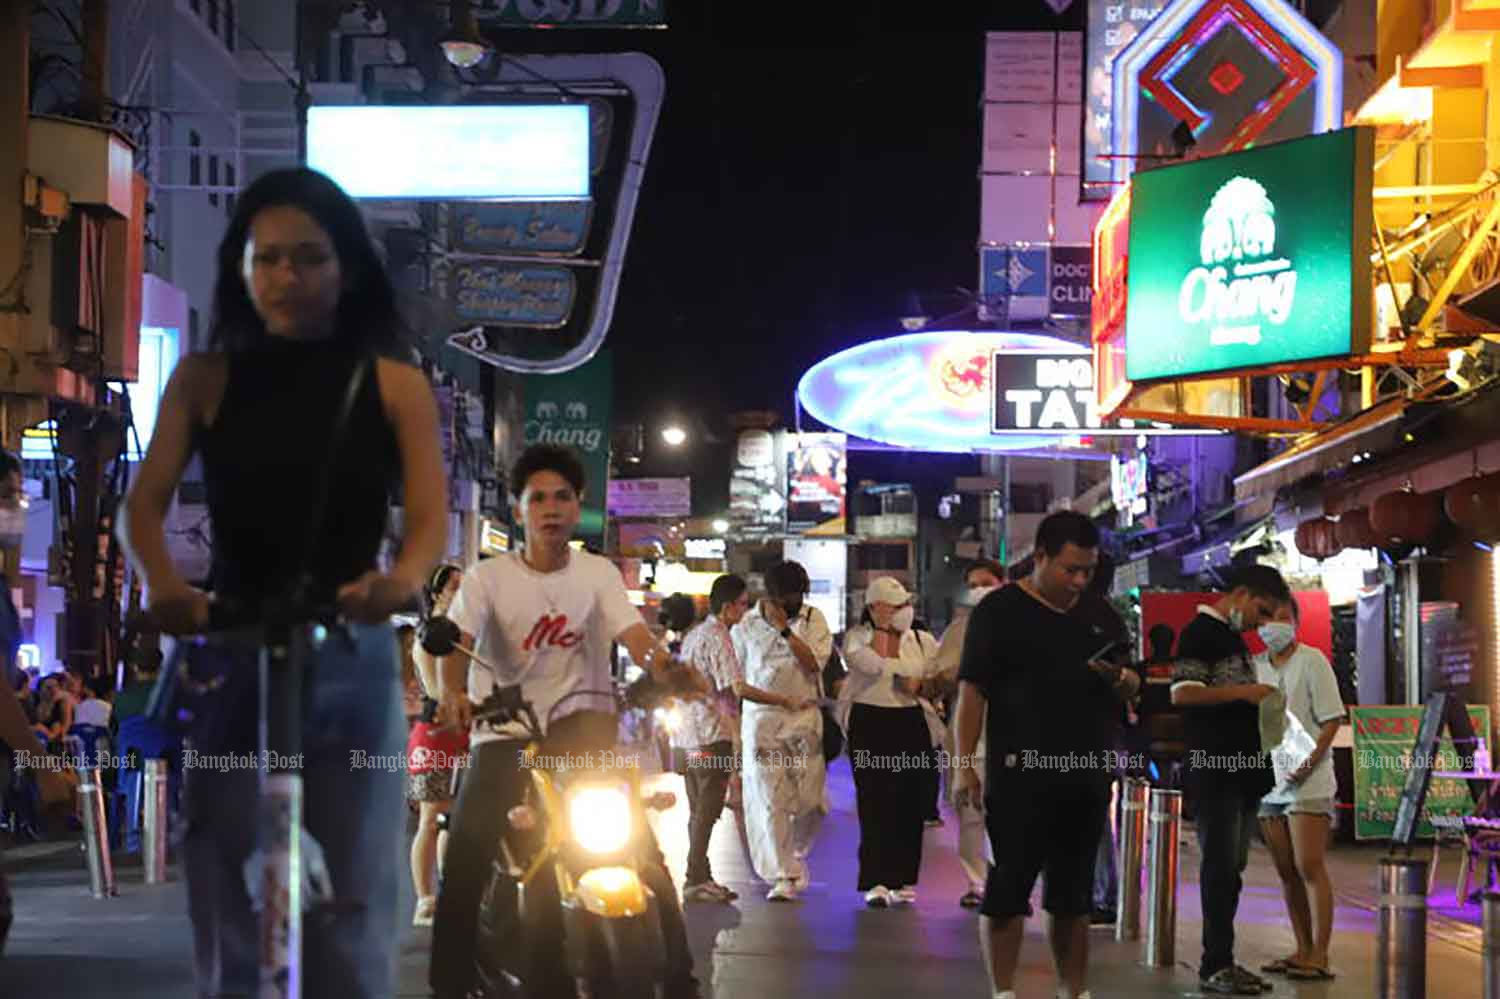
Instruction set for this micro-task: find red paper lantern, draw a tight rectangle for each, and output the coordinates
[1335,508,1378,549]
[1370,490,1443,546]
[1444,473,1500,536]
[1295,516,1342,559]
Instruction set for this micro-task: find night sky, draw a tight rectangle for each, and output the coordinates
[501,1,1088,512]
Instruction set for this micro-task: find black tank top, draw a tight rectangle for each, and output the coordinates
[199,338,400,606]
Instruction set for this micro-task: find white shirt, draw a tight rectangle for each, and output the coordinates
[74,698,112,729]
[842,625,932,710]
[673,615,744,749]
[731,603,830,708]
[448,550,642,745]
[1255,643,1345,802]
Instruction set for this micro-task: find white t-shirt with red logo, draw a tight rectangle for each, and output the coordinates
[448,550,642,745]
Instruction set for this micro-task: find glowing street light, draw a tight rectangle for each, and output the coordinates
[661,426,688,447]
[712,519,730,534]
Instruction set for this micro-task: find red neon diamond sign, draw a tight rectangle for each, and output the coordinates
[1139,0,1317,152]
[1208,60,1246,95]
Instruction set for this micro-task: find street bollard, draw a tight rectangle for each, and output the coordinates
[1376,856,1427,999]
[1143,788,1181,968]
[1485,892,1500,999]
[77,767,118,898]
[1115,778,1149,942]
[143,759,170,885]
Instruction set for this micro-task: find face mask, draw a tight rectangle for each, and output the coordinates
[965,585,999,607]
[1258,622,1297,654]
[890,606,915,633]
[1227,606,1246,632]
[0,504,25,550]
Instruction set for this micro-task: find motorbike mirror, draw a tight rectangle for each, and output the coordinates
[420,615,462,656]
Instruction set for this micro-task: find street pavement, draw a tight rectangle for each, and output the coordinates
[2,754,1488,997]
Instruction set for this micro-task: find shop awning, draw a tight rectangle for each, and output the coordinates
[1233,399,1408,503]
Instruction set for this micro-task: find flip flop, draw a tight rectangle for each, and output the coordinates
[1260,958,1298,974]
[1286,965,1336,981]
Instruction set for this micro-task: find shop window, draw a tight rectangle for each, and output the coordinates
[208,155,219,206]
[188,131,201,187]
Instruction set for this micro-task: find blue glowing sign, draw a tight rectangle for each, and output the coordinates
[797,331,1096,453]
[798,331,1217,453]
[306,105,590,200]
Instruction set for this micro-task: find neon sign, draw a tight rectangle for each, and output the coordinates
[1125,128,1373,382]
[797,331,1213,453]
[1109,0,1342,191]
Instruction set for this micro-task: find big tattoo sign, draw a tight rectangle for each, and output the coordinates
[1124,127,1373,382]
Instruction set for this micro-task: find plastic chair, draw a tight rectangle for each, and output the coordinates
[115,715,181,853]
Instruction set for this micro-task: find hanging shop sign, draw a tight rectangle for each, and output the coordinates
[1108,0,1343,192]
[452,263,577,328]
[450,202,594,256]
[1124,127,1374,383]
[799,331,1212,454]
[475,0,666,28]
[1350,704,1491,841]
[607,477,692,519]
[787,433,847,536]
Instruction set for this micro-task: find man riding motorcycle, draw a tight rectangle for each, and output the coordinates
[429,443,703,999]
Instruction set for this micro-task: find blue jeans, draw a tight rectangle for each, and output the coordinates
[1193,782,1262,978]
[182,622,406,998]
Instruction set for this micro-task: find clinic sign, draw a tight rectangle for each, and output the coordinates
[1125,127,1373,382]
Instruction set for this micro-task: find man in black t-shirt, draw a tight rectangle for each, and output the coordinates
[954,512,1139,999]
[1170,565,1288,996]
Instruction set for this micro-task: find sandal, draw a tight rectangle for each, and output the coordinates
[1260,957,1299,974]
[1286,965,1336,981]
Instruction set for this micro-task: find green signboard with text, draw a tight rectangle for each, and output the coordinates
[522,350,612,547]
[1350,704,1490,841]
[1125,127,1373,382]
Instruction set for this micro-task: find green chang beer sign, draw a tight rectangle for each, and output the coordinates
[1124,127,1374,382]
[1349,704,1490,841]
[522,350,612,544]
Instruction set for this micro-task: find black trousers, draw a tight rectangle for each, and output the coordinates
[1192,781,1262,978]
[682,741,733,886]
[848,704,930,892]
[430,739,696,998]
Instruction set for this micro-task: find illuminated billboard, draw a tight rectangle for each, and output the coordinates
[306,105,590,200]
[1124,127,1373,383]
[797,331,1208,453]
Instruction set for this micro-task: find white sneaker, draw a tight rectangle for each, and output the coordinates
[892,887,917,905]
[766,879,799,902]
[864,885,891,908]
[1055,990,1093,999]
[992,992,1017,999]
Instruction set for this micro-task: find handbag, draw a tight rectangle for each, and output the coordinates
[819,654,844,762]
[144,352,373,744]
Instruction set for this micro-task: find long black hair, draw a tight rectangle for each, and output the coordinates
[209,168,407,353]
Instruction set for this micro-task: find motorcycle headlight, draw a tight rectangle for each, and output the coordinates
[568,784,633,855]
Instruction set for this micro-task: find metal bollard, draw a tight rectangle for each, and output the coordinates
[1484,892,1500,999]
[1376,856,1427,999]
[76,767,118,898]
[1116,778,1149,942]
[143,759,170,885]
[1143,788,1181,968]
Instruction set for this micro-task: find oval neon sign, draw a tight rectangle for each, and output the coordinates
[796,330,1089,453]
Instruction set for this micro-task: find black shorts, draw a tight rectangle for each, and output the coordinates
[982,771,1110,918]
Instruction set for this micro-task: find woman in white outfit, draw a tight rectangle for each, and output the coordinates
[733,561,831,902]
[840,577,940,907]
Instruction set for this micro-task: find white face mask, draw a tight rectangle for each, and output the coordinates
[1227,606,1246,632]
[1258,621,1297,654]
[965,584,999,607]
[890,605,915,633]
